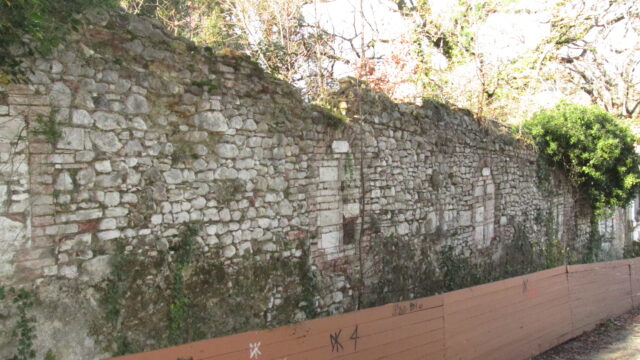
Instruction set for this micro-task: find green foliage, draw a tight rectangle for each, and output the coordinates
[102,242,131,327]
[30,110,62,145]
[213,179,246,204]
[524,102,640,213]
[583,215,609,263]
[96,229,319,352]
[190,79,219,93]
[171,143,198,165]
[2,288,38,360]
[623,241,640,259]
[438,245,498,291]
[0,0,116,83]
[43,350,56,360]
[167,222,201,345]
[309,103,348,128]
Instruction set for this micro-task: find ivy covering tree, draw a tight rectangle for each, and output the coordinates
[524,102,640,213]
[0,0,116,83]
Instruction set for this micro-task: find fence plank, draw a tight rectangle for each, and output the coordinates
[443,267,572,360]
[567,261,632,337]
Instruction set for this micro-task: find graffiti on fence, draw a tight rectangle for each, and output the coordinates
[249,342,262,359]
[392,301,424,316]
[329,325,360,353]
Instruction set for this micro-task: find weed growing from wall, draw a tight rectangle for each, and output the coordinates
[438,245,499,291]
[583,215,609,263]
[167,222,201,346]
[30,110,62,145]
[309,103,348,128]
[1,287,37,360]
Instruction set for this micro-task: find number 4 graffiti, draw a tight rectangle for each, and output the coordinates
[350,325,359,351]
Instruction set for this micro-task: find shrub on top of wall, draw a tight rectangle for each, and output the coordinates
[524,101,640,214]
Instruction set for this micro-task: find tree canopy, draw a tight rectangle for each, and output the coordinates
[524,102,640,213]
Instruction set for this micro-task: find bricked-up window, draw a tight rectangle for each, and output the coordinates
[342,216,358,245]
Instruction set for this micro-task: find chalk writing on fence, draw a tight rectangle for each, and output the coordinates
[392,302,424,316]
[249,342,262,359]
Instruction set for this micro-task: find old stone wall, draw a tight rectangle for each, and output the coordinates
[0,9,609,359]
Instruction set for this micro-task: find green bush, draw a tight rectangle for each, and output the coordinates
[524,102,640,213]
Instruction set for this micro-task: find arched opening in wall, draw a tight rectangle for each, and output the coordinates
[472,167,495,248]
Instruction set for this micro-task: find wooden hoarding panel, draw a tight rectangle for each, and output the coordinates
[567,262,632,336]
[443,268,571,360]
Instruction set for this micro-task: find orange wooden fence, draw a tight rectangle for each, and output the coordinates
[110,258,640,360]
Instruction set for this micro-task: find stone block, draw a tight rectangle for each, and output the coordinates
[215,143,239,158]
[90,131,122,153]
[192,111,228,133]
[320,231,340,249]
[318,209,341,227]
[57,127,85,150]
[93,111,125,130]
[97,230,120,241]
[125,94,150,114]
[319,167,339,182]
[332,140,350,153]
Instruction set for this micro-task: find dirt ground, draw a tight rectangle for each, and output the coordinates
[534,308,640,360]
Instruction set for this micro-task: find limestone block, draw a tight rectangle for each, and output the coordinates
[97,230,120,241]
[104,192,120,207]
[94,160,112,173]
[163,169,183,184]
[54,171,74,191]
[397,222,410,235]
[215,143,239,158]
[59,265,79,279]
[223,245,236,258]
[49,82,72,107]
[268,176,287,191]
[75,168,95,186]
[214,167,238,180]
[98,218,117,230]
[0,116,25,142]
[319,167,339,182]
[320,231,340,249]
[332,140,350,153]
[93,111,125,130]
[344,203,360,218]
[125,94,150,114]
[192,111,228,132]
[318,209,341,227]
[90,131,122,153]
[459,211,472,226]
[57,127,85,150]
[279,200,293,216]
[0,216,26,277]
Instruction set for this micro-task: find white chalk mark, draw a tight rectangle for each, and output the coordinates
[249,342,262,359]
